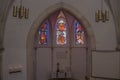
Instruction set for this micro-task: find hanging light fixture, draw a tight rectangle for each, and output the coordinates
[95,0,109,22]
[13,0,29,19]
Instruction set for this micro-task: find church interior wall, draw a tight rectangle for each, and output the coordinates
[2,0,120,80]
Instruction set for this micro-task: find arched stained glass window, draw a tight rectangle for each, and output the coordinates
[38,20,49,46]
[36,10,86,47]
[56,11,67,45]
[74,20,84,45]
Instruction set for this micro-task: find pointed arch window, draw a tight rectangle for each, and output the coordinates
[74,20,85,45]
[56,11,67,45]
[37,20,49,47]
[36,10,86,48]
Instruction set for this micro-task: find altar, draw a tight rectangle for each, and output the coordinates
[51,72,71,78]
[49,71,73,80]
[48,78,74,80]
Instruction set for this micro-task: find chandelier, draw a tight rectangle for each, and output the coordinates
[95,0,109,22]
[13,0,29,19]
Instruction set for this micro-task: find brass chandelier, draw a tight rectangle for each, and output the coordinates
[95,0,109,22]
[13,0,29,19]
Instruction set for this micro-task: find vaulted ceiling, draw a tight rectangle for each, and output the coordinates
[0,0,120,50]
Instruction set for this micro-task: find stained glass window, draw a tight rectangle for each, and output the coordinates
[74,20,84,45]
[38,20,49,46]
[36,11,86,47]
[56,19,67,45]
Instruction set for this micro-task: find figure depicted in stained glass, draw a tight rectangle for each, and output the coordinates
[76,31,84,44]
[57,30,66,45]
[56,11,67,45]
[58,20,65,31]
[40,32,46,44]
[74,20,84,45]
[56,19,67,45]
[38,20,49,46]
[58,34,65,44]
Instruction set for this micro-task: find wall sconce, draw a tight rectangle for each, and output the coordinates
[95,0,109,22]
[13,0,29,19]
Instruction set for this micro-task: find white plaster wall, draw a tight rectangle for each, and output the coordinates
[2,0,118,80]
[92,52,120,79]
[36,48,51,80]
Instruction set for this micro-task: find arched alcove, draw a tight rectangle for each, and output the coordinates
[26,2,95,80]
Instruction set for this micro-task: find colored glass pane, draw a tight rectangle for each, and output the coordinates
[56,31,66,45]
[56,19,66,31]
[38,20,49,46]
[74,21,84,45]
[56,19,67,45]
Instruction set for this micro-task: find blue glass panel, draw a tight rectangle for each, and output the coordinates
[38,20,49,46]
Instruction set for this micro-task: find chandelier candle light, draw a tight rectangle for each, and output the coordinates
[13,0,29,19]
[95,0,109,22]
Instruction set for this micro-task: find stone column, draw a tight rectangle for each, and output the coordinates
[0,0,14,80]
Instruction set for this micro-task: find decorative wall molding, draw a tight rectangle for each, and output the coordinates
[92,49,119,52]
[92,76,120,80]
